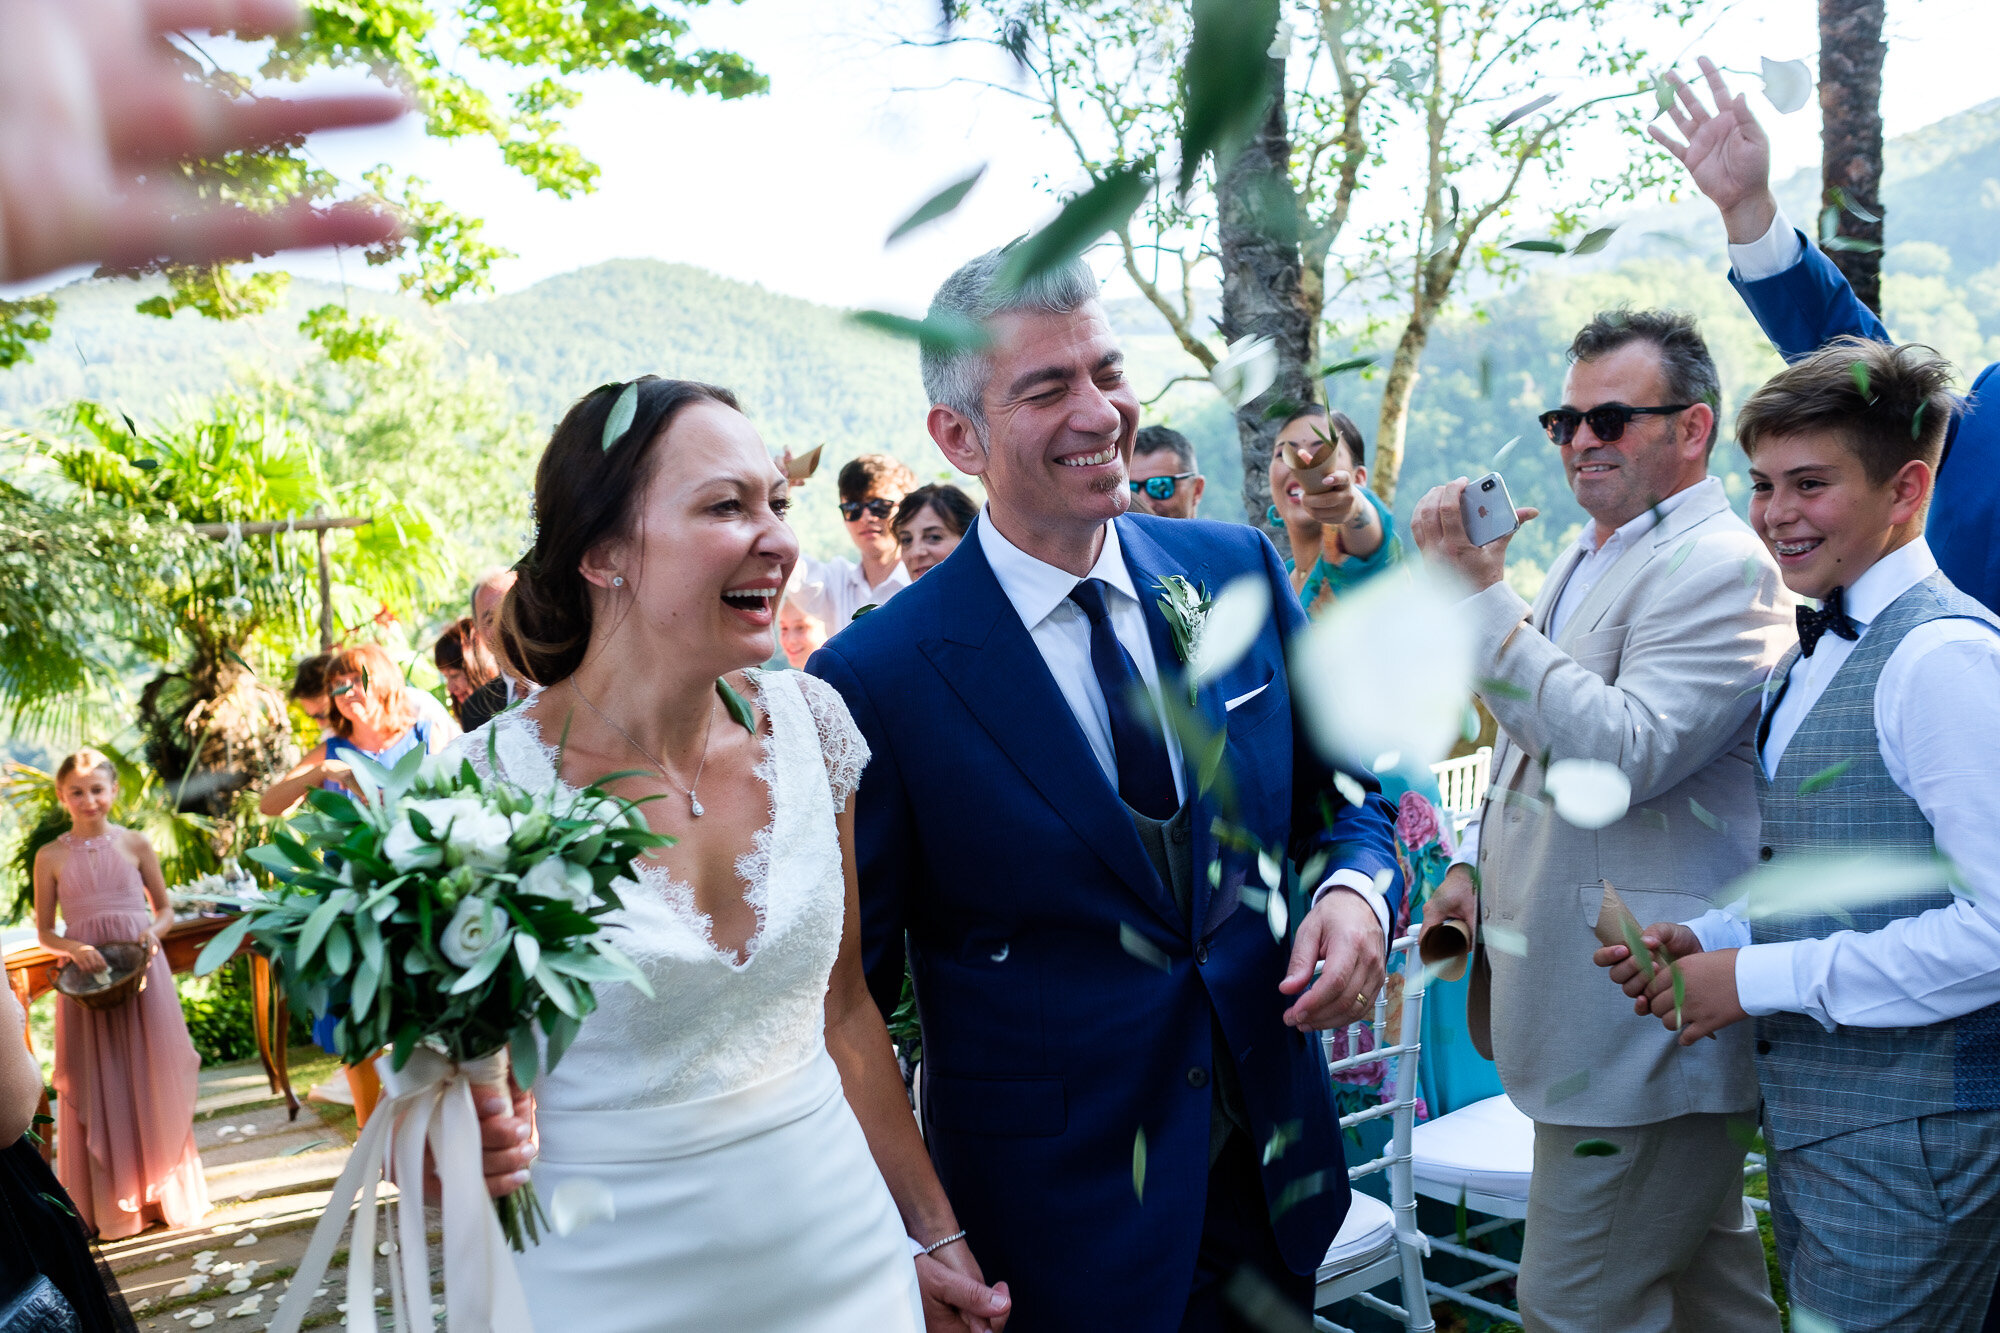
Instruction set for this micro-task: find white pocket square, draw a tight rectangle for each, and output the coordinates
[1224,683,1269,712]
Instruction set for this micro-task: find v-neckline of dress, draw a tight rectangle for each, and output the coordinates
[504,675,782,971]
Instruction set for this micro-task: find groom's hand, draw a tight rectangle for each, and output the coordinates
[1279,889,1385,1030]
[917,1245,1011,1332]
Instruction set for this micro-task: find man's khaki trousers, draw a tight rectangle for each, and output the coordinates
[1516,1114,1781,1333]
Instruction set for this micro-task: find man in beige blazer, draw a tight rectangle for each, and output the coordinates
[1412,309,1793,1333]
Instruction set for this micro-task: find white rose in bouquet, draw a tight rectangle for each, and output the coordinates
[384,817,444,872]
[440,894,508,968]
[410,797,515,868]
[519,857,595,908]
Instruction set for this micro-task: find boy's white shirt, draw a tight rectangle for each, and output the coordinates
[1685,538,2000,1030]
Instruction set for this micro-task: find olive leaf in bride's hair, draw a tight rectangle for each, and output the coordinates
[602,382,639,453]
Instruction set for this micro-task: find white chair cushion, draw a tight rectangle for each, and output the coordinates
[1410,1093,1534,1207]
[1316,1191,1395,1278]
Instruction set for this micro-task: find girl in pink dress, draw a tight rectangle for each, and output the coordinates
[33,750,208,1239]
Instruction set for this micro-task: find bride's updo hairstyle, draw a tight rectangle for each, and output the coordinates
[501,376,742,686]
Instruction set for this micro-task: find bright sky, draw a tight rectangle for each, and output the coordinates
[9,0,1999,311]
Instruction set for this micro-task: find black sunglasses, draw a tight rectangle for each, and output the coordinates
[839,498,898,521]
[1539,403,1691,446]
[1130,472,1198,501]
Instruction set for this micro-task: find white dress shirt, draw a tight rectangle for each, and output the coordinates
[976,513,1388,938]
[1728,209,1808,284]
[1453,480,1718,867]
[1682,539,2000,1029]
[789,553,910,635]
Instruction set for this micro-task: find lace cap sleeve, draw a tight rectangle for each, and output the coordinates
[790,671,872,808]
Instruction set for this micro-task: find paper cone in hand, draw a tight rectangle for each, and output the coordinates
[783,445,824,486]
[1594,880,1680,1030]
[1591,880,1642,950]
[1278,435,1351,497]
[1419,918,1472,982]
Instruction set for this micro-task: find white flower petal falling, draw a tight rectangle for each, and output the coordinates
[1290,565,1476,770]
[550,1177,617,1238]
[1190,575,1271,686]
[1544,759,1632,830]
[1759,57,1812,114]
[1211,336,1278,409]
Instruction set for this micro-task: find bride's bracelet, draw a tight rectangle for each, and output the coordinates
[919,1229,968,1258]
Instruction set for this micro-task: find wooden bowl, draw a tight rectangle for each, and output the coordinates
[54,940,151,1011]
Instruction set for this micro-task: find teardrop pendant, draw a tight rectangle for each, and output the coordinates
[690,795,704,818]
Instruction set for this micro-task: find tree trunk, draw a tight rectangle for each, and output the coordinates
[1371,313,1432,505]
[1820,0,1886,313]
[1217,60,1313,533]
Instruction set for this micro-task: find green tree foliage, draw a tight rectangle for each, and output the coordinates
[0,299,56,371]
[956,0,1707,511]
[7,396,449,817]
[0,461,182,737]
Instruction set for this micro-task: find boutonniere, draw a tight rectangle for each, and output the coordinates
[1156,574,1212,705]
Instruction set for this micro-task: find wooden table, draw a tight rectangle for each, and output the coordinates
[6,917,296,1161]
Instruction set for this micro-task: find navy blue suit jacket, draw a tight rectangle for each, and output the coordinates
[1732,232,2000,614]
[808,511,1402,1331]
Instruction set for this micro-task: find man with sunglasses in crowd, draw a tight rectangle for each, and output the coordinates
[1127,425,1206,519]
[790,453,918,635]
[1409,309,1793,1333]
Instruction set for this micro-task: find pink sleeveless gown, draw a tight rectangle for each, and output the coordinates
[51,832,208,1239]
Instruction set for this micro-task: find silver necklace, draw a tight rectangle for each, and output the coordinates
[568,678,715,817]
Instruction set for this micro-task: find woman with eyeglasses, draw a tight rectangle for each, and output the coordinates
[258,643,446,817]
[890,483,978,580]
[1267,405,1404,618]
[788,454,916,634]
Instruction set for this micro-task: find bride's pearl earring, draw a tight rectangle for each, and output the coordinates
[611,576,624,587]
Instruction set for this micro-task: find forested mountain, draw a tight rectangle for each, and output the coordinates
[6,98,1997,572]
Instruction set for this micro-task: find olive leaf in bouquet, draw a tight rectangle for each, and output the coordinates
[196,737,672,1248]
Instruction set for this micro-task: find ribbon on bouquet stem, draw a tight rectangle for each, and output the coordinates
[268,1048,534,1333]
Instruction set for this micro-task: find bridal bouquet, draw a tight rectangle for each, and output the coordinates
[197,740,665,1253]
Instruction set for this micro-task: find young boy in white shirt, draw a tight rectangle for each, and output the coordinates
[1597,337,2000,1332]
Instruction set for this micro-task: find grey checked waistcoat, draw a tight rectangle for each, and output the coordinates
[1753,571,2000,1150]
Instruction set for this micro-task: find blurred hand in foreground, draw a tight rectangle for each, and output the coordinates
[0,0,405,285]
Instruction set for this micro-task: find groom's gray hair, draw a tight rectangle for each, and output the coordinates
[920,246,1102,431]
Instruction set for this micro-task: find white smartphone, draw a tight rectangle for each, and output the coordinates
[1460,472,1520,546]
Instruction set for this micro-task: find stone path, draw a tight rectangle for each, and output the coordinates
[94,1058,443,1331]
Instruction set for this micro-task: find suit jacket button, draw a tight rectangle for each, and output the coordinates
[1756,1040,1772,1055]
[1170,823,1190,846]
[1759,846,1774,862]
[1186,1067,1209,1089]
[1195,943,1209,966]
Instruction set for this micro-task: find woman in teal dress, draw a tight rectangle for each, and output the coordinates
[1268,406,1501,1123]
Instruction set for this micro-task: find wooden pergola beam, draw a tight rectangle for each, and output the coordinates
[190,516,369,651]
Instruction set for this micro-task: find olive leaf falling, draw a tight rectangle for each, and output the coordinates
[885,165,988,244]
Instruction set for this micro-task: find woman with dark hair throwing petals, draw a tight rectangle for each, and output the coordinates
[464,378,1009,1332]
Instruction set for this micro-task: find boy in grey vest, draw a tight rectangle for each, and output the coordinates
[1598,338,2000,1331]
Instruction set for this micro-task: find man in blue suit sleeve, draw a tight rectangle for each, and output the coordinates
[808,245,1403,1332]
[1652,57,2000,615]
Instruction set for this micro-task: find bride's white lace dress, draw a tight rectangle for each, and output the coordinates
[447,669,923,1332]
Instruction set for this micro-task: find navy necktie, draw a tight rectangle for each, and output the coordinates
[1796,586,1861,657]
[1068,578,1179,820]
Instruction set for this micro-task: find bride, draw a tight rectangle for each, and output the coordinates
[456,377,1009,1332]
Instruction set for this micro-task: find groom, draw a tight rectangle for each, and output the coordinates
[809,247,1403,1331]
